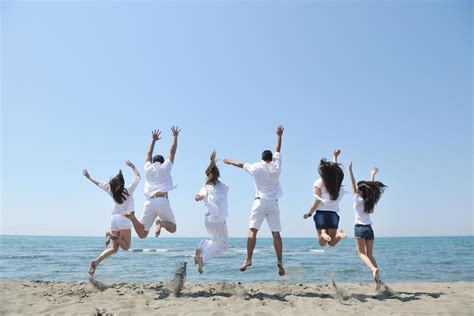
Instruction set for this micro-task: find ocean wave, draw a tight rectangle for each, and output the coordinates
[309,249,325,253]
[128,248,169,253]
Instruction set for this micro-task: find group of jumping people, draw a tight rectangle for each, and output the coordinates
[83,125,387,290]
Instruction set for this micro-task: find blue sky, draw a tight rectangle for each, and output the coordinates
[1,0,472,237]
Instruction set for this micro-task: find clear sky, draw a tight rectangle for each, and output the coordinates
[1,1,472,238]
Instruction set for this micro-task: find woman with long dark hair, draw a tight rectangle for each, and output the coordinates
[194,151,229,274]
[82,160,140,277]
[303,149,347,247]
[349,162,387,291]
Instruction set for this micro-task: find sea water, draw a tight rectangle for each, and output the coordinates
[0,236,472,283]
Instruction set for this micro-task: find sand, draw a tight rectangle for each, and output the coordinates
[1,279,472,315]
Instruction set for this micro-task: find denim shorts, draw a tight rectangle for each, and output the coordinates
[314,211,340,230]
[354,224,374,240]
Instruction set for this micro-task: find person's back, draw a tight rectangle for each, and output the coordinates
[244,152,282,200]
[201,181,229,223]
[144,159,173,198]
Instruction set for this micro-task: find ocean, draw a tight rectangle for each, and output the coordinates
[1,235,472,284]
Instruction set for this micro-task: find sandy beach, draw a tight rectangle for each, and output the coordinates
[1,280,472,315]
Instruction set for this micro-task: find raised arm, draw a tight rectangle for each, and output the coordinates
[223,158,244,169]
[168,126,180,163]
[370,167,379,181]
[348,161,358,195]
[125,160,140,178]
[275,125,284,153]
[303,187,322,219]
[146,130,161,164]
[82,169,101,187]
[333,148,341,163]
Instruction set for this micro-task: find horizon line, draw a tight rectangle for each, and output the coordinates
[1,234,473,238]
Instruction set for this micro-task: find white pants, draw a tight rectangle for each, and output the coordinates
[249,198,282,232]
[197,215,228,264]
[140,197,176,232]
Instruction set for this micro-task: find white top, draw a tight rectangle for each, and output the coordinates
[144,160,175,199]
[198,181,229,223]
[243,152,283,200]
[353,193,372,225]
[99,174,141,215]
[313,178,345,213]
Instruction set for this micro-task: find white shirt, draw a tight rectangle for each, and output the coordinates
[198,181,229,223]
[243,152,283,200]
[144,160,175,199]
[99,174,141,215]
[353,193,372,225]
[313,178,345,213]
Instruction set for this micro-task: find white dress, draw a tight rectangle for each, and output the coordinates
[197,181,229,264]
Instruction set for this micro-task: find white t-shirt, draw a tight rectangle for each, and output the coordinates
[353,193,372,225]
[243,152,283,200]
[313,178,345,213]
[198,181,229,223]
[144,160,175,198]
[99,174,141,215]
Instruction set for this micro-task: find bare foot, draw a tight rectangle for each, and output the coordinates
[88,260,98,277]
[105,233,111,246]
[240,261,252,272]
[277,263,285,276]
[336,229,347,240]
[321,231,331,242]
[155,220,162,237]
[197,256,204,274]
[121,211,135,219]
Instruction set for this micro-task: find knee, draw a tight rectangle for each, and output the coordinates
[168,225,177,233]
[121,244,130,251]
[328,241,337,247]
[248,228,258,238]
[318,240,327,247]
[111,247,119,253]
[138,233,148,239]
[272,232,282,240]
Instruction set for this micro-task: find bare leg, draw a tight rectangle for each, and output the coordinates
[195,249,204,274]
[122,211,149,239]
[316,229,328,246]
[272,231,285,276]
[155,219,176,237]
[365,239,381,291]
[355,238,380,290]
[89,242,119,276]
[241,228,257,272]
[113,229,131,250]
[327,228,345,247]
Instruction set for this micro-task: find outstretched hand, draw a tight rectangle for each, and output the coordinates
[125,160,136,170]
[194,194,205,202]
[171,126,181,137]
[303,212,311,219]
[333,148,341,157]
[276,125,284,136]
[371,167,379,175]
[82,169,90,179]
[152,129,161,141]
[348,161,353,170]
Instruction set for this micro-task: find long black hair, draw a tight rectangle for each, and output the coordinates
[109,170,129,204]
[357,181,387,213]
[318,159,344,200]
[206,151,220,185]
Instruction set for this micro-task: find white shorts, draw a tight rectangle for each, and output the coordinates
[110,214,132,231]
[140,197,176,232]
[249,199,282,232]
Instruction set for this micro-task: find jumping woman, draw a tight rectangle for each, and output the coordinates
[348,162,387,291]
[82,160,141,277]
[194,151,229,274]
[303,149,347,247]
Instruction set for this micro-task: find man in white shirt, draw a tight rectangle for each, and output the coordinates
[224,126,285,276]
[123,127,180,238]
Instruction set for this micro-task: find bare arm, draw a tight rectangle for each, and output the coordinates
[303,187,322,219]
[168,126,180,163]
[275,125,284,153]
[223,158,244,169]
[82,169,101,187]
[125,160,140,178]
[146,130,161,164]
[333,148,341,163]
[348,161,358,195]
[370,167,379,181]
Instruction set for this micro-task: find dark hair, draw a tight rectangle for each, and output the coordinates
[318,159,344,200]
[206,151,220,185]
[153,155,165,164]
[357,181,387,214]
[261,150,273,162]
[109,170,129,204]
